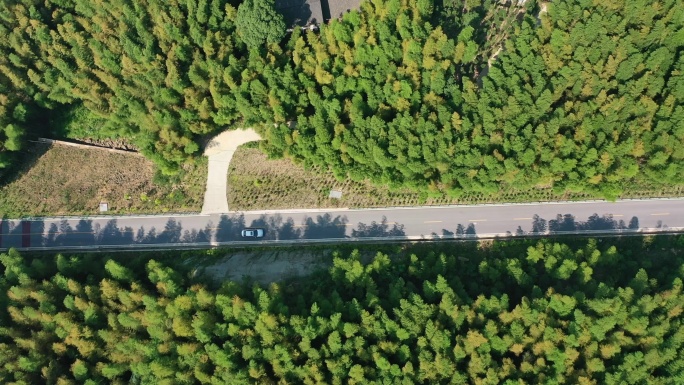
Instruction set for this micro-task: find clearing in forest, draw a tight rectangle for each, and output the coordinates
[0,143,206,217]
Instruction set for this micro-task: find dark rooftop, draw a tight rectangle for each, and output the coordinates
[326,0,363,20]
[275,0,324,27]
[275,0,363,27]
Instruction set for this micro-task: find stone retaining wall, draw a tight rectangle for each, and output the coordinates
[37,138,143,157]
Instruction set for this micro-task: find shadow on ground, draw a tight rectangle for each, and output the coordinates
[0,211,669,250]
[528,213,642,234]
[351,216,405,238]
[430,223,477,239]
[497,213,648,238]
[0,143,51,189]
[0,213,410,249]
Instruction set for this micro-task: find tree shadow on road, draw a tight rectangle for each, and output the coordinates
[303,213,348,239]
[2,212,412,249]
[216,214,246,242]
[351,216,405,238]
[244,214,302,240]
[526,213,641,234]
[22,217,221,248]
[277,217,302,240]
[532,214,547,233]
[45,220,96,246]
[99,220,135,245]
[181,223,213,243]
[455,223,477,237]
[428,228,457,239]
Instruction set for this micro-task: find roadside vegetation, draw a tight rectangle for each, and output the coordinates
[2,235,684,383]
[1,0,682,209]
[0,143,206,217]
[229,145,684,210]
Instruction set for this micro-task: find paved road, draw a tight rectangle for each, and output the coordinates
[1,199,682,250]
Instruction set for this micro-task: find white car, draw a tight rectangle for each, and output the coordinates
[241,228,265,238]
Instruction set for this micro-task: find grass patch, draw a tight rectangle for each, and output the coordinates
[0,143,207,217]
[228,147,684,210]
[48,103,118,140]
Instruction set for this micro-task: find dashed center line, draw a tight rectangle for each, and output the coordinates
[513,217,533,220]
[292,222,398,228]
[651,213,670,216]
[469,219,487,222]
[423,220,443,224]
[611,214,624,217]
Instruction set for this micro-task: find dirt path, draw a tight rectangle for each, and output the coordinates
[202,128,262,214]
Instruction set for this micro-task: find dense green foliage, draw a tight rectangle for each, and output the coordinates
[48,104,118,140]
[0,0,251,174]
[263,0,469,188]
[2,236,684,383]
[473,0,684,196]
[437,0,526,72]
[235,0,286,50]
[262,0,684,197]
[1,0,683,196]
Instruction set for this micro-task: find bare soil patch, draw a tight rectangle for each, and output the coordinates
[227,147,684,210]
[0,143,206,217]
[197,249,329,285]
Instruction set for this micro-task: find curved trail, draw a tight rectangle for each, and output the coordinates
[202,128,262,214]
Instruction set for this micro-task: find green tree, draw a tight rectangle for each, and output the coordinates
[236,0,286,50]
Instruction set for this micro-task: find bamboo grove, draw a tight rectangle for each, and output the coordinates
[1,0,683,193]
[2,236,684,383]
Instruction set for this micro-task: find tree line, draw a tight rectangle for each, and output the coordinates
[261,0,684,197]
[1,0,683,197]
[1,0,254,174]
[2,235,684,383]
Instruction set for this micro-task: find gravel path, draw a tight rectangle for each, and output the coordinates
[202,129,262,214]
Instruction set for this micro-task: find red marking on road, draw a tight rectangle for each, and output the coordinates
[22,221,31,248]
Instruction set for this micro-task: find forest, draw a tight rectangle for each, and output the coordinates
[1,0,683,195]
[2,236,684,383]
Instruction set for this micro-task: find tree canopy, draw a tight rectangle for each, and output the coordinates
[0,0,250,174]
[0,0,682,197]
[2,235,684,383]
[260,0,684,197]
[236,0,287,50]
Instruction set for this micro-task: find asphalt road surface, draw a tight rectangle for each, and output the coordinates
[1,199,682,250]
